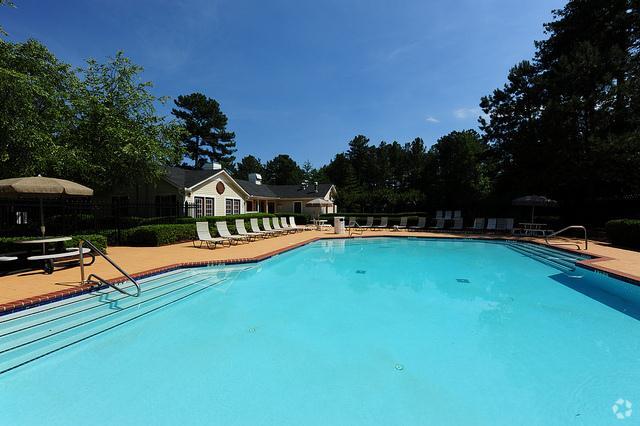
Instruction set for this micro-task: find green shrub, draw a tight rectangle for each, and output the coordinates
[605,219,640,248]
[121,224,197,246]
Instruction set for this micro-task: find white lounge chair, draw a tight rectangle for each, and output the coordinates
[363,217,374,229]
[235,219,263,240]
[430,218,445,230]
[216,221,249,244]
[371,216,388,230]
[263,218,285,235]
[486,218,497,232]
[452,218,464,230]
[497,218,514,233]
[289,216,312,231]
[468,218,485,232]
[393,216,408,231]
[251,218,276,237]
[435,210,443,219]
[409,217,427,231]
[272,217,293,234]
[453,210,462,218]
[444,211,452,220]
[193,222,230,249]
[345,217,357,228]
[281,217,301,233]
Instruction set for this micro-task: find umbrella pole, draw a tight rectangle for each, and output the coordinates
[39,198,46,237]
[531,206,535,223]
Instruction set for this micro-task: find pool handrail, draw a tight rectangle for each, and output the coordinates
[544,225,588,250]
[78,239,141,297]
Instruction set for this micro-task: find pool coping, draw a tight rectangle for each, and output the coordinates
[1,234,638,316]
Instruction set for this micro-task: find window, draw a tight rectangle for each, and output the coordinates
[225,198,241,215]
[194,197,204,217]
[293,201,302,214]
[205,198,214,216]
[246,201,253,212]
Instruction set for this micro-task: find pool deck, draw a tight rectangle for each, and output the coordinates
[1,229,639,314]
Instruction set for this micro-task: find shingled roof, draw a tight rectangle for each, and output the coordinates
[164,166,224,188]
[236,180,334,199]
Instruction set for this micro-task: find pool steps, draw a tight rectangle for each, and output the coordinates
[0,266,252,374]
[505,241,587,273]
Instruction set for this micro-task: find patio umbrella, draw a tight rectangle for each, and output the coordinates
[306,198,334,219]
[512,195,557,223]
[0,175,93,236]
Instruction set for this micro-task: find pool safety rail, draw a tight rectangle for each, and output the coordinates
[78,239,141,297]
[544,225,588,250]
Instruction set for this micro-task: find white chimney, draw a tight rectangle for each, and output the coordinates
[249,173,262,185]
[203,162,222,170]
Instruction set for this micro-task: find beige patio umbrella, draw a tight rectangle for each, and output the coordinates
[306,198,334,219]
[0,175,93,236]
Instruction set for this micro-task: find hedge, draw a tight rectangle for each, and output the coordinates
[117,224,197,247]
[605,219,640,248]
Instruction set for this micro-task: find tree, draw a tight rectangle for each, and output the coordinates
[68,51,184,190]
[171,92,236,169]
[0,39,79,178]
[425,130,490,208]
[263,154,304,185]
[481,0,640,202]
[235,155,264,180]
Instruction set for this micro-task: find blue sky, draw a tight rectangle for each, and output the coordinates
[2,0,565,167]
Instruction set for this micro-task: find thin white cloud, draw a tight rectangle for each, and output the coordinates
[425,116,440,123]
[453,107,485,120]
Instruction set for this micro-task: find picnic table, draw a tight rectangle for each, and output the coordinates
[515,223,552,236]
[16,237,93,274]
[312,219,329,230]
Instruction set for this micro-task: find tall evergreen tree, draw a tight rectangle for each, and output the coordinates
[264,154,304,185]
[234,155,264,180]
[171,93,236,169]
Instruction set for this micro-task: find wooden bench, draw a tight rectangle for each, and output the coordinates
[28,248,95,274]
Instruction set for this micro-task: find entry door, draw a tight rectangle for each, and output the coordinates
[268,202,275,213]
[293,201,302,214]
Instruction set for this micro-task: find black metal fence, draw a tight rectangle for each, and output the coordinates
[0,199,198,240]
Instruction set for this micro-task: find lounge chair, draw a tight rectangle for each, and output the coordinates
[280,217,300,233]
[434,210,443,219]
[497,218,514,233]
[235,219,263,240]
[409,217,427,231]
[430,218,445,230]
[263,217,285,235]
[393,216,408,231]
[371,216,388,230]
[216,221,249,244]
[251,218,276,237]
[345,217,357,228]
[289,216,312,231]
[486,218,497,232]
[193,222,230,249]
[272,217,293,234]
[453,210,462,218]
[444,211,453,220]
[452,218,464,230]
[363,217,374,229]
[467,218,485,232]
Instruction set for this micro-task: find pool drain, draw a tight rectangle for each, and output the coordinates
[248,327,256,333]
[356,270,367,274]
[456,278,470,283]
[395,363,404,371]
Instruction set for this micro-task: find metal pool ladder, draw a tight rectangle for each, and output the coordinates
[348,221,364,237]
[544,225,588,250]
[78,239,141,297]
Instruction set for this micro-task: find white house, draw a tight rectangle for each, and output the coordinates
[102,163,337,217]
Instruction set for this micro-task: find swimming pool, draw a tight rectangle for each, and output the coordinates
[1,238,639,425]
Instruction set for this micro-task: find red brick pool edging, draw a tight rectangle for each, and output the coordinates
[1,235,638,316]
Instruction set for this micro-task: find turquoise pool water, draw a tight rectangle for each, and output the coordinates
[1,238,639,425]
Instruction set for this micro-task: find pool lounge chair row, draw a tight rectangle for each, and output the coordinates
[345,216,428,231]
[343,215,516,233]
[194,217,311,249]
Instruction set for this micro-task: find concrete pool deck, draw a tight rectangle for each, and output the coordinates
[1,229,639,314]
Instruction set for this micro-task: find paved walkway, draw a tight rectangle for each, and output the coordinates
[1,230,639,312]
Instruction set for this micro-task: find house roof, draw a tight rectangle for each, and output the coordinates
[164,166,224,189]
[163,166,335,199]
[236,180,334,199]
